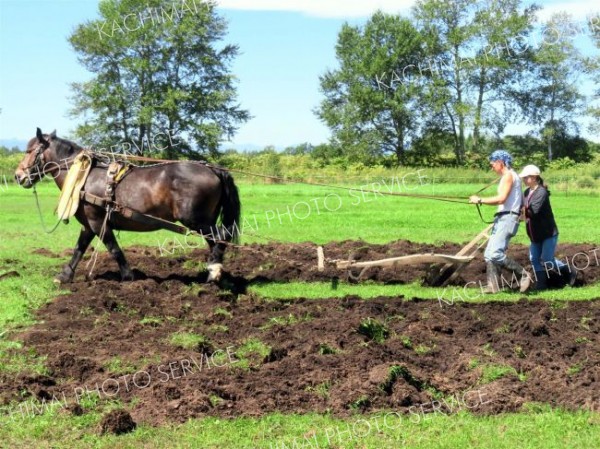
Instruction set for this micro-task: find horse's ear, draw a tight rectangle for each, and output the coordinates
[49,130,57,140]
[36,127,49,147]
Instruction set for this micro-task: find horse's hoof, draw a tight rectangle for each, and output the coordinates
[206,263,223,283]
[53,275,71,285]
[121,271,135,282]
[55,265,74,285]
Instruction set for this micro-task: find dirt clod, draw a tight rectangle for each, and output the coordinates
[99,409,136,435]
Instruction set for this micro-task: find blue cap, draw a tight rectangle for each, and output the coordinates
[489,150,513,167]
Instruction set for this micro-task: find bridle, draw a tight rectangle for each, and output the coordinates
[21,140,80,180]
[22,142,48,180]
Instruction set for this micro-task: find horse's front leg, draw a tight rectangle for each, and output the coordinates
[99,227,134,281]
[54,227,95,284]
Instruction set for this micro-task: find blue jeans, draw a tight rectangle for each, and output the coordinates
[484,213,520,264]
[529,234,566,273]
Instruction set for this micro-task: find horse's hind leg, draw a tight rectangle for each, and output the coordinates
[54,226,95,284]
[99,227,134,281]
[205,237,227,282]
[197,223,227,282]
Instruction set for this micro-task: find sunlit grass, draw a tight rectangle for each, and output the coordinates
[250,281,600,302]
[0,408,599,448]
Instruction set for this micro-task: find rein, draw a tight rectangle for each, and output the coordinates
[473,181,498,224]
[32,185,67,234]
[94,151,498,208]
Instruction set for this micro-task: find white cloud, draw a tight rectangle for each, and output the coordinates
[217,0,417,18]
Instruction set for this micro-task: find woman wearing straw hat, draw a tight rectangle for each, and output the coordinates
[469,150,531,293]
[519,164,577,290]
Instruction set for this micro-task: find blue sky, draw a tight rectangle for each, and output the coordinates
[0,0,598,150]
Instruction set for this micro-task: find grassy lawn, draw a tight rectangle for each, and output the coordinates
[250,281,600,303]
[237,181,598,245]
[0,406,599,448]
[0,180,599,448]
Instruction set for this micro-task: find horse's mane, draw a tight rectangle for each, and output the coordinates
[51,136,85,160]
[41,133,210,171]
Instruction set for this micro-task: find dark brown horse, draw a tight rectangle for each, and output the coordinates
[14,128,240,283]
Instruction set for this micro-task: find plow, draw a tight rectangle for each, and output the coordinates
[317,224,493,286]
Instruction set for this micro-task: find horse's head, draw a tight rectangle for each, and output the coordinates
[15,128,56,188]
[15,128,83,188]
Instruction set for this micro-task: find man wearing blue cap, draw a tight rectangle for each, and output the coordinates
[469,150,531,293]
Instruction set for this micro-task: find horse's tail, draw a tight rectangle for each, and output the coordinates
[213,167,241,244]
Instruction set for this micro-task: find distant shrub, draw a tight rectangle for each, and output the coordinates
[576,177,596,189]
[546,157,576,171]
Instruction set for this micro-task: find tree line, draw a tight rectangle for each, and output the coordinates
[316,0,599,165]
[67,0,599,167]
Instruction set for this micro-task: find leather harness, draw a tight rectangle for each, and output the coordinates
[105,161,132,200]
[78,159,201,238]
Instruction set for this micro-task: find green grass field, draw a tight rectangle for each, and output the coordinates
[0,180,599,448]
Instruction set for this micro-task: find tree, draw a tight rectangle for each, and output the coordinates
[0,145,22,155]
[408,127,455,166]
[316,12,427,165]
[513,13,586,161]
[503,134,545,158]
[413,0,477,165]
[68,0,249,159]
[413,0,537,163]
[550,131,594,162]
[283,143,314,155]
[586,13,600,136]
[310,143,343,164]
[469,0,538,148]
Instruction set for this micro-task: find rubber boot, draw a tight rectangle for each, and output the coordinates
[501,256,531,293]
[483,262,501,294]
[534,271,548,291]
[559,265,578,287]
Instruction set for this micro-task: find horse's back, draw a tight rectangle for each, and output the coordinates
[83,161,223,231]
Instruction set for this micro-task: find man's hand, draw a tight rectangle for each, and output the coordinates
[469,195,482,204]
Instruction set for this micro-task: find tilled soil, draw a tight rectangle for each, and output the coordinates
[220,240,600,286]
[1,241,599,427]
